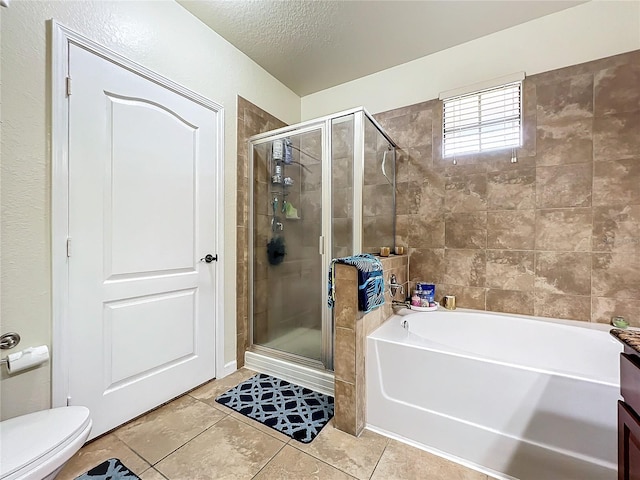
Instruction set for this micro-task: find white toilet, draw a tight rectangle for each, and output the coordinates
[0,406,92,480]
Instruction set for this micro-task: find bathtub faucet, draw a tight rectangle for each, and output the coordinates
[392,300,411,313]
[389,274,404,297]
[392,300,410,307]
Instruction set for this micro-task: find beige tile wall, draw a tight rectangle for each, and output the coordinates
[374,49,640,326]
[237,97,287,366]
[332,255,408,436]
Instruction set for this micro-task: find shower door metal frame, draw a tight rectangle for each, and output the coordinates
[248,121,332,372]
[352,112,365,254]
[247,107,396,373]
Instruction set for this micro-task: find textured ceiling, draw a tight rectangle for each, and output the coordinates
[178,0,586,96]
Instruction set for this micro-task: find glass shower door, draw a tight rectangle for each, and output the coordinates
[251,126,325,364]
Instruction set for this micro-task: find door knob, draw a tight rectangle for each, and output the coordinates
[200,254,218,263]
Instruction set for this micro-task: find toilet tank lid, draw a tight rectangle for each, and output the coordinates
[0,406,91,479]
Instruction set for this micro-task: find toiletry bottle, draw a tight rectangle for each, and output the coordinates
[284,138,293,165]
[411,291,421,307]
[272,164,283,184]
[272,139,283,161]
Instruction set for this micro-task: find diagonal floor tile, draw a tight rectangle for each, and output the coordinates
[155,416,284,480]
[56,433,150,480]
[139,467,168,480]
[253,444,356,479]
[227,409,291,443]
[114,394,226,464]
[371,439,488,480]
[294,421,389,480]
[189,368,257,408]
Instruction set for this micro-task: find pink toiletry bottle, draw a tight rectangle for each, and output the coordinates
[411,291,421,307]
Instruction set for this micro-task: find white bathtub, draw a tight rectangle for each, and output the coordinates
[366,309,622,480]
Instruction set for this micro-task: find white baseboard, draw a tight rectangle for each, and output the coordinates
[244,351,334,396]
[217,360,237,379]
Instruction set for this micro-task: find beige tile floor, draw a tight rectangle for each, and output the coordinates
[58,368,492,480]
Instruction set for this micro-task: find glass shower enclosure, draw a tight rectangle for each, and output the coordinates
[248,107,396,374]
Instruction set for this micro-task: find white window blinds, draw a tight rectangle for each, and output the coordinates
[442,81,522,158]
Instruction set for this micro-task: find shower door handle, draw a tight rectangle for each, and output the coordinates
[318,236,324,255]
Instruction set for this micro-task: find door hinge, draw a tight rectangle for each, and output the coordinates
[318,236,324,255]
[66,76,72,96]
[66,237,72,257]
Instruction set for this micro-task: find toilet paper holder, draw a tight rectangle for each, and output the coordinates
[1,332,21,350]
[1,344,50,373]
[1,332,21,367]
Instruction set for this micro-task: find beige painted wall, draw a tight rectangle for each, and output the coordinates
[0,0,300,420]
[301,1,640,119]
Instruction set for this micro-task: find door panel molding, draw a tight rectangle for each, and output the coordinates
[51,20,226,410]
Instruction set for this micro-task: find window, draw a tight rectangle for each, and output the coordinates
[442,80,522,158]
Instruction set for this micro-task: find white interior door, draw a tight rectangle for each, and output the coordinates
[66,43,219,438]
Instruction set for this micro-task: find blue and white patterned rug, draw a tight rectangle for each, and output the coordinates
[75,458,140,480]
[215,373,334,443]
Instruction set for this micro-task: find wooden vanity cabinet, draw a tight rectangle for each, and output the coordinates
[619,348,640,480]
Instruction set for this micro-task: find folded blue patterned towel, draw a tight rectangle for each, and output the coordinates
[328,254,385,313]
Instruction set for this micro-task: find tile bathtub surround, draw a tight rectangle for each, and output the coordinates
[332,256,408,437]
[333,264,364,436]
[374,49,640,326]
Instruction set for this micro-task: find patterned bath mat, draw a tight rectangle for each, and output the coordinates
[215,373,334,443]
[75,458,140,480]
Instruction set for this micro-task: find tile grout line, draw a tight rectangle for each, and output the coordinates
[104,433,154,474]
[144,410,232,469]
[287,439,360,479]
[367,439,391,480]
[145,466,170,480]
[249,440,288,479]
